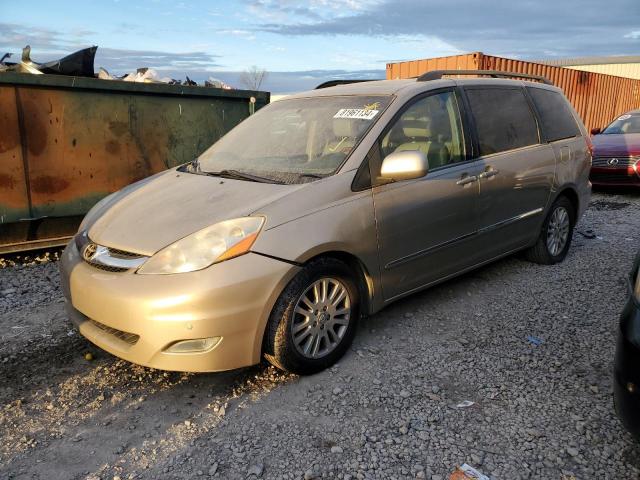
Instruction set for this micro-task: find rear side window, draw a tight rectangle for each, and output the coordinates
[528,87,580,142]
[466,88,539,156]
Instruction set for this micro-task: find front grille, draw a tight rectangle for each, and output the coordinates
[107,247,144,259]
[84,261,129,273]
[81,243,147,273]
[590,172,640,184]
[592,156,637,168]
[89,319,140,345]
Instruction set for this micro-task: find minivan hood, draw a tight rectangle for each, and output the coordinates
[88,170,304,256]
[592,133,640,157]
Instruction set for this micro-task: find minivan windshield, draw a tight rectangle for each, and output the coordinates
[194,95,393,184]
[602,114,640,134]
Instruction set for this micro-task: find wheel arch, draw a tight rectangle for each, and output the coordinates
[256,249,377,363]
[301,250,376,316]
[553,185,580,221]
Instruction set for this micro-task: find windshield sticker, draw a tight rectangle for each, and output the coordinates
[334,108,379,120]
[364,102,381,111]
[618,114,631,121]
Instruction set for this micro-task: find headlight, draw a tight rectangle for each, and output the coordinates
[137,217,264,275]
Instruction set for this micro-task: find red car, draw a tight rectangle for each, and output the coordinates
[590,110,640,187]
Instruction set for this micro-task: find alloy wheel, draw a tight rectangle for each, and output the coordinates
[546,206,570,256]
[291,277,352,359]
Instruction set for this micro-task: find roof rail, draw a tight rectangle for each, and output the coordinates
[417,69,553,85]
[315,79,380,89]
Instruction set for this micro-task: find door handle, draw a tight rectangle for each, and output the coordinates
[478,169,499,180]
[456,175,478,186]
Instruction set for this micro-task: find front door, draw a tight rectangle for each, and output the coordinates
[371,89,485,301]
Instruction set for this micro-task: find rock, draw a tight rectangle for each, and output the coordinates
[333,387,343,395]
[208,463,218,475]
[247,463,264,477]
[567,447,579,457]
[330,446,343,454]
[400,390,411,398]
[304,469,318,479]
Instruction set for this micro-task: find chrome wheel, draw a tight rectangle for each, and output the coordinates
[546,206,570,256]
[291,277,352,359]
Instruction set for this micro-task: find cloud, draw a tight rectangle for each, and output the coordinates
[0,22,91,53]
[251,0,640,58]
[244,0,380,23]
[133,67,385,93]
[96,48,221,73]
[217,29,256,40]
[0,23,221,74]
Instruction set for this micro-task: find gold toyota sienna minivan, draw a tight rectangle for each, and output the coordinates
[60,71,591,374]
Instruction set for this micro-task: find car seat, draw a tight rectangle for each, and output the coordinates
[393,118,451,169]
[324,118,366,155]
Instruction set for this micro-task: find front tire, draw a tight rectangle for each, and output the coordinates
[263,258,360,375]
[525,196,575,265]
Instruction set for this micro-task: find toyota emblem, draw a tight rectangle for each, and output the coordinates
[608,158,619,166]
[82,242,98,261]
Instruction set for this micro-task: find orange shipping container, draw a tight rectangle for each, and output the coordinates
[386,52,640,132]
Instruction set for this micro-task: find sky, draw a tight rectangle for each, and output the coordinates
[1,0,639,93]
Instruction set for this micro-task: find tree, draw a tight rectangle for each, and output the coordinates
[240,66,268,90]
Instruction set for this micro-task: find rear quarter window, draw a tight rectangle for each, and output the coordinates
[466,88,539,156]
[527,87,581,142]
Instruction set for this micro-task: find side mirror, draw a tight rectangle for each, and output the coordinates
[380,150,429,181]
[590,127,601,135]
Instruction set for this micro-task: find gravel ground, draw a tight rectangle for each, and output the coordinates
[1,190,639,480]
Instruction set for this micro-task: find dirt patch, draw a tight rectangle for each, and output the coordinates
[590,199,630,211]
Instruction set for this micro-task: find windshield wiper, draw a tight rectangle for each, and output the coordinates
[297,173,325,179]
[204,169,284,184]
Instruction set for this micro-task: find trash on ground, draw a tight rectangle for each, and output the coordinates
[576,229,596,239]
[449,463,490,480]
[527,335,544,346]
[455,400,475,408]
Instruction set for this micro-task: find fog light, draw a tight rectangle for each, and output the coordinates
[165,337,221,354]
[627,382,636,394]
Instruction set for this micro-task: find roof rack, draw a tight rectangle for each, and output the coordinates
[315,79,380,89]
[417,70,553,85]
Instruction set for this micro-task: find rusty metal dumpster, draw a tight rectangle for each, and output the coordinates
[0,72,269,253]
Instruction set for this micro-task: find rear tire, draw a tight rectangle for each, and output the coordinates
[263,258,359,375]
[525,196,575,265]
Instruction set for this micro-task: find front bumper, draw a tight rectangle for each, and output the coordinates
[59,241,300,372]
[614,295,640,440]
[590,167,640,187]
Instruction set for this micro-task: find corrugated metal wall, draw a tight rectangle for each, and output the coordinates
[386,52,640,132]
[564,64,640,81]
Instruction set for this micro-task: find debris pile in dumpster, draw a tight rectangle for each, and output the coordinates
[0,45,232,89]
[0,45,97,76]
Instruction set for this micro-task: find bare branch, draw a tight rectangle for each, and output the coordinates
[240,65,268,90]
